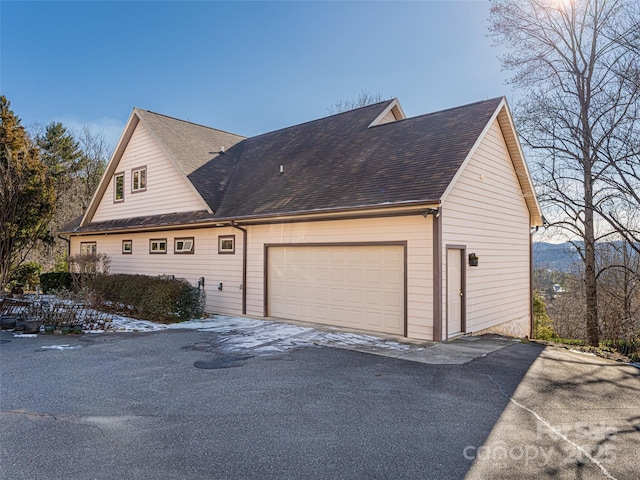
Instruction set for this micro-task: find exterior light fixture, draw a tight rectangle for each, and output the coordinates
[468,253,479,267]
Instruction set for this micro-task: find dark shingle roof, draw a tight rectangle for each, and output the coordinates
[67,211,215,234]
[136,109,246,211]
[214,97,503,218]
[76,97,508,234]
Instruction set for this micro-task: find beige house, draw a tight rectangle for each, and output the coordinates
[63,98,543,341]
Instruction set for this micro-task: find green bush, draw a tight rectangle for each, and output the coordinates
[88,274,205,323]
[40,272,73,293]
[9,262,43,291]
[601,337,640,362]
[533,290,556,340]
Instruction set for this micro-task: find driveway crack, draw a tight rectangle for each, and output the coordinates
[2,409,108,439]
[483,374,619,480]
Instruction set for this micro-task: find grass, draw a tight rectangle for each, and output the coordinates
[534,336,639,363]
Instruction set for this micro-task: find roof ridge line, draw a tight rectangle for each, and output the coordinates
[135,108,246,139]
[407,97,504,121]
[247,98,396,140]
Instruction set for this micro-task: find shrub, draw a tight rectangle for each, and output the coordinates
[88,274,205,323]
[40,272,73,293]
[601,337,640,362]
[68,253,110,292]
[533,290,556,340]
[9,262,43,291]
[53,253,68,272]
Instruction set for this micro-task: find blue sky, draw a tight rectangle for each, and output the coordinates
[1,1,511,148]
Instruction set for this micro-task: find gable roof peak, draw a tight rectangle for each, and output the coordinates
[133,107,246,139]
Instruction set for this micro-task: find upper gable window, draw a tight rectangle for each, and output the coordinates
[114,172,124,202]
[131,166,147,193]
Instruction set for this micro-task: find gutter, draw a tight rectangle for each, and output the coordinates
[231,221,247,315]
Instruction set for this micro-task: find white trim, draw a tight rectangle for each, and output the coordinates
[149,238,167,254]
[135,109,214,214]
[174,237,194,253]
[81,109,140,226]
[439,98,543,227]
[368,98,406,128]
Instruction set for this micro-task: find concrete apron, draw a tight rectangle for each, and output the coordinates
[258,316,521,365]
[321,335,521,365]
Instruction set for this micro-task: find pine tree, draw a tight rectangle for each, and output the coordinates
[0,96,56,290]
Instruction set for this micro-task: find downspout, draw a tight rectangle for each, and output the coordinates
[231,221,247,315]
[428,207,442,342]
[529,225,539,339]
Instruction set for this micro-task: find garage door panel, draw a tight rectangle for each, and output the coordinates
[315,268,328,281]
[268,245,405,336]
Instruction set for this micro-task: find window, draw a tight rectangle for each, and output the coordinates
[122,240,132,254]
[174,237,194,254]
[218,235,235,254]
[114,172,124,202]
[149,238,167,254]
[80,242,97,255]
[131,166,146,193]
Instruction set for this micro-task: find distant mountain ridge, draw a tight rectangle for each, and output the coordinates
[533,242,582,272]
[533,241,639,272]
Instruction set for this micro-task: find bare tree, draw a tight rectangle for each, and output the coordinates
[489,0,640,346]
[328,90,385,114]
[75,124,109,211]
[596,241,640,339]
[27,123,109,271]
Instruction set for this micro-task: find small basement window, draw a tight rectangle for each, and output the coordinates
[131,166,147,193]
[218,235,235,254]
[150,238,167,254]
[122,240,132,254]
[114,172,124,202]
[80,242,97,255]
[174,237,194,254]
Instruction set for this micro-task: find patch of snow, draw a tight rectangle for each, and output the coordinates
[12,333,38,338]
[569,349,597,357]
[41,345,81,351]
[109,315,166,332]
[13,295,421,357]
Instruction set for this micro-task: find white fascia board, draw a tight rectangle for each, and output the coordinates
[368,98,406,128]
[80,108,139,226]
[135,110,214,214]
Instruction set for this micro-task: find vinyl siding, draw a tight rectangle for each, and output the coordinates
[441,119,531,335]
[92,122,205,222]
[70,215,433,339]
[70,227,242,316]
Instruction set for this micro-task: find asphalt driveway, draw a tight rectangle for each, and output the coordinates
[0,327,638,479]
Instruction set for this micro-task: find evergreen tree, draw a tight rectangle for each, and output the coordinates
[0,96,56,289]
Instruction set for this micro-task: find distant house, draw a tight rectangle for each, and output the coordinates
[62,98,543,341]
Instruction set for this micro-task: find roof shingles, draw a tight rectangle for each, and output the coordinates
[215,97,502,218]
[76,97,508,233]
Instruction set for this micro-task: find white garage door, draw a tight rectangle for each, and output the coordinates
[267,245,405,335]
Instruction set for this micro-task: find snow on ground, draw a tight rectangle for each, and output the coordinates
[164,315,413,354]
[41,345,81,351]
[6,305,413,355]
[5,295,415,355]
